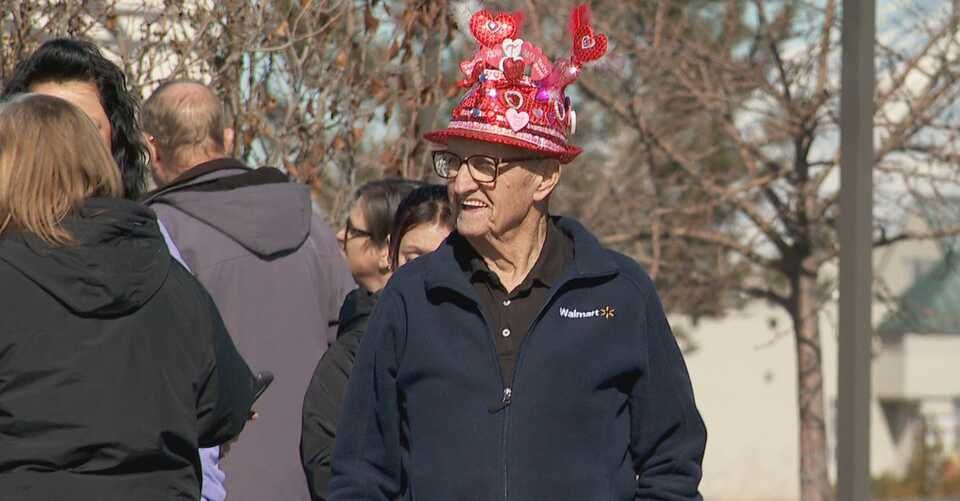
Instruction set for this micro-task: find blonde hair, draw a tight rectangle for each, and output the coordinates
[0,93,122,245]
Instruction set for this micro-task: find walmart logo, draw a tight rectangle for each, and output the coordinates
[559,306,616,320]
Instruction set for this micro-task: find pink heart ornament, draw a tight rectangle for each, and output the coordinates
[505,108,530,132]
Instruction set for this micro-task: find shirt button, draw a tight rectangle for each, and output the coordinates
[501,328,511,338]
[503,299,511,306]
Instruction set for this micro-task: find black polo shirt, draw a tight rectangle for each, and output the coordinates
[454,219,574,387]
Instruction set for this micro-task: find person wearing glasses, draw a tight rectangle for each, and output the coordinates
[301,179,435,500]
[329,5,706,501]
[334,180,423,295]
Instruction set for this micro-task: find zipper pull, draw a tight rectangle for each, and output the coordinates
[488,387,512,413]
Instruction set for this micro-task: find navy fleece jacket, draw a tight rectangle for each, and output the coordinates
[329,217,706,501]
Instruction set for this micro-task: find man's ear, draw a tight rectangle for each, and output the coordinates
[143,133,158,165]
[377,238,392,273]
[223,127,235,155]
[532,161,562,203]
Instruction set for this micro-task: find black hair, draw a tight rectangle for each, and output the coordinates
[352,178,424,249]
[2,38,150,199]
[389,184,453,270]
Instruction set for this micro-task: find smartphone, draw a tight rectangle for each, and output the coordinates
[252,371,274,404]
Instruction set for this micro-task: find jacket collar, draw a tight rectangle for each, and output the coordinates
[141,158,250,202]
[424,216,619,302]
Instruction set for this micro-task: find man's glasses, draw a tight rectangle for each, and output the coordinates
[432,151,546,183]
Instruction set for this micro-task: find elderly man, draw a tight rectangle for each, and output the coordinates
[141,80,354,501]
[329,5,706,501]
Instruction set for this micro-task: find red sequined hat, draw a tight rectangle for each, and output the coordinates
[425,4,608,164]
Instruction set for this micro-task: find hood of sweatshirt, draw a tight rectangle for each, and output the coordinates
[143,159,312,257]
[0,198,171,317]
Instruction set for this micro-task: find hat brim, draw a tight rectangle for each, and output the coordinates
[425,128,582,164]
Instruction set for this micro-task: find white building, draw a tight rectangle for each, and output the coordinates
[678,213,960,500]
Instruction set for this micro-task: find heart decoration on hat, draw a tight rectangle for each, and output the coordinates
[505,108,530,132]
[504,90,525,110]
[573,29,608,64]
[458,60,485,88]
[470,10,523,48]
[522,43,553,81]
[502,58,525,82]
[425,4,608,164]
[501,39,524,59]
[569,4,608,64]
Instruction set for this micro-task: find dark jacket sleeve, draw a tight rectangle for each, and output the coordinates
[301,312,368,500]
[328,290,405,501]
[631,283,707,500]
[195,289,256,448]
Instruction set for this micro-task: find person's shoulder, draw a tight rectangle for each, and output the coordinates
[386,252,433,290]
[557,217,652,290]
[159,259,215,313]
[0,256,24,287]
[604,249,658,296]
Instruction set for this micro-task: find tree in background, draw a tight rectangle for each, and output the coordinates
[535,1,960,499]
[0,0,453,217]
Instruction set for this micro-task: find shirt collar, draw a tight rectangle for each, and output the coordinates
[455,218,573,291]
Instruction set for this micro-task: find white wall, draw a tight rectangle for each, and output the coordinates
[674,225,946,500]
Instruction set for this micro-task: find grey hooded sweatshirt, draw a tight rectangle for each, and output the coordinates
[143,158,354,501]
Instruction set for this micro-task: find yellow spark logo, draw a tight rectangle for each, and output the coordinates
[600,306,616,319]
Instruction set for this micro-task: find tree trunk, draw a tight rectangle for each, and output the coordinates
[791,258,833,501]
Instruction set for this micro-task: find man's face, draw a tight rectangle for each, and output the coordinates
[31,80,112,150]
[446,137,557,242]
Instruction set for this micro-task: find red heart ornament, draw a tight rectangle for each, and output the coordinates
[458,61,485,88]
[502,58,525,82]
[572,27,608,64]
[470,10,522,48]
[481,47,504,69]
[459,52,483,78]
[521,42,553,81]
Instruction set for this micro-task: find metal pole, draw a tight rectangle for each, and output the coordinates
[838,0,875,500]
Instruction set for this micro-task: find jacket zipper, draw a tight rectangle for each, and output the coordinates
[472,302,511,501]
[494,278,576,501]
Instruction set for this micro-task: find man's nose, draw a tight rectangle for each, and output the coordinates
[450,163,479,195]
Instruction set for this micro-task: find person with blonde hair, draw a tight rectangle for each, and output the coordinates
[0,93,256,500]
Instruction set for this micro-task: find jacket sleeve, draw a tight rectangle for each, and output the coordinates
[328,290,405,501]
[631,284,707,500]
[300,328,363,501]
[196,289,256,448]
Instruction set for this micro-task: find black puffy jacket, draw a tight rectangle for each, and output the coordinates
[0,198,255,500]
[301,287,377,500]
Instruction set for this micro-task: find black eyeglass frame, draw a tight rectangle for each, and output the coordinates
[340,216,373,252]
[432,150,547,183]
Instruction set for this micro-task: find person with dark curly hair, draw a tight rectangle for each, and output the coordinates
[3,38,231,501]
[0,92,255,500]
[2,38,150,199]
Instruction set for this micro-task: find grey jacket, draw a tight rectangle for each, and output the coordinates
[144,158,354,501]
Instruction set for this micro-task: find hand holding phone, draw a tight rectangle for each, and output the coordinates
[249,371,273,419]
